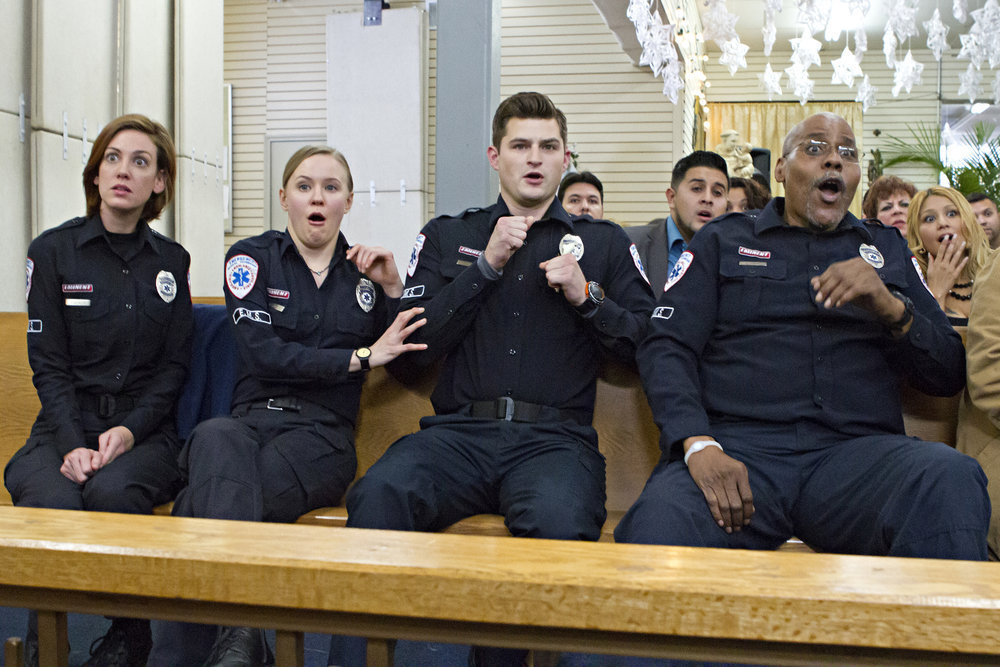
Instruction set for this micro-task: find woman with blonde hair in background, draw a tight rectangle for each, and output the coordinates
[906,185,993,322]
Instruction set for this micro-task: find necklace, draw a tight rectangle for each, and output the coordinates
[948,289,972,301]
[309,265,330,277]
[953,279,974,289]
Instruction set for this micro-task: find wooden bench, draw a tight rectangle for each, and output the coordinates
[0,309,964,543]
[1,506,999,666]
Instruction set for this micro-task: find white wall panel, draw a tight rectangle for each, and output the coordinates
[31,0,116,134]
[0,0,31,115]
[343,192,426,278]
[123,0,173,121]
[176,156,225,297]
[0,112,32,311]
[31,130,87,236]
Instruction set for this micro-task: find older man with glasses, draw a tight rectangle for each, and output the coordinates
[615,113,990,561]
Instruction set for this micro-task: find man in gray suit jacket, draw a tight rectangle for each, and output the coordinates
[626,151,729,292]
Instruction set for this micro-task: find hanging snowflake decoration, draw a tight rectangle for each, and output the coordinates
[854,27,867,59]
[763,16,777,56]
[785,62,815,104]
[970,0,1000,68]
[855,75,878,112]
[882,28,898,68]
[887,0,919,42]
[702,0,739,47]
[958,63,982,104]
[954,0,969,23]
[958,32,986,69]
[831,46,863,87]
[923,9,950,61]
[795,0,829,35]
[892,50,924,97]
[661,60,685,104]
[719,38,750,75]
[758,62,784,100]
[790,28,822,69]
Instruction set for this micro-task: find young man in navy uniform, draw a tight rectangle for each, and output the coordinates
[616,112,990,559]
[346,92,654,664]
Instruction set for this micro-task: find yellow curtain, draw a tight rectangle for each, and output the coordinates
[707,102,863,216]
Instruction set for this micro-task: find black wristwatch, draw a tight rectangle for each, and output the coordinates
[356,347,372,371]
[887,289,914,335]
[586,281,605,306]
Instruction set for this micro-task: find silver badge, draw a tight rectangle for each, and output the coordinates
[559,234,584,261]
[356,278,376,313]
[156,270,177,303]
[859,243,884,269]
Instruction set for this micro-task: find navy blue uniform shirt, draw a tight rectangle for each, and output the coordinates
[396,195,654,420]
[224,230,397,426]
[26,215,193,456]
[639,198,965,456]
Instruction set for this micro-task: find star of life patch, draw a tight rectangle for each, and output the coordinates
[156,271,177,303]
[356,278,376,313]
[27,319,42,333]
[25,258,33,302]
[232,307,271,326]
[629,244,649,284]
[559,234,584,261]
[859,243,884,269]
[402,285,425,299]
[407,234,426,278]
[226,254,258,299]
[652,306,674,320]
[664,251,693,292]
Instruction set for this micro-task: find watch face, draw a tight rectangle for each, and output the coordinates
[357,347,372,359]
[588,282,605,302]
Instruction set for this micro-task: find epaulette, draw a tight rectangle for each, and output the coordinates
[240,230,285,248]
[36,216,88,239]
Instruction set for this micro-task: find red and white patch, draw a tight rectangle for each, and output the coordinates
[458,245,482,258]
[629,243,649,284]
[226,254,259,299]
[664,251,693,292]
[267,288,290,300]
[25,258,33,302]
[61,283,93,293]
[738,246,771,259]
[911,256,931,293]
[407,234,426,277]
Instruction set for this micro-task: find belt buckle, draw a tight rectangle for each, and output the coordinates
[498,397,515,421]
[266,398,284,411]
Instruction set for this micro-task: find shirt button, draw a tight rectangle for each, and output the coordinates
[314,314,320,320]
[114,373,122,381]
[472,282,479,290]
[125,303,133,310]
[508,348,516,356]
[517,274,524,281]
[814,394,824,403]
[816,355,823,362]
[122,268,129,275]
[505,389,513,396]
[513,311,520,318]
[812,265,820,271]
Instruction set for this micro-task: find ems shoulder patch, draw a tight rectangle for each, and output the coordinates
[407,234,426,277]
[25,258,33,302]
[664,251,693,292]
[402,284,425,299]
[226,254,258,299]
[629,243,649,284]
[652,306,674,320]
[232,307,272,326]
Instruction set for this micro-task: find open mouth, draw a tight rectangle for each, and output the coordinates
[937,232,956,244]
[696,209,715,221]
[524,171,543,184]
[308,212,326,222]
[816,177,844,203]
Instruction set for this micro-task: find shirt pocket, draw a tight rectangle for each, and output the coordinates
[268,298,304,340]
[334,304,376,346]
[64,293,112,359]
[719,256,788,321]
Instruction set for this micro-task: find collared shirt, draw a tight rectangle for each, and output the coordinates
[665,215,688,274]
[26,215,193,455]
[224,231,397,426]
[397,195,654,420]
[640,198,965,456]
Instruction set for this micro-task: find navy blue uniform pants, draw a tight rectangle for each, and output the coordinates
[615,421,990,560]
[149,403,356,666]
[5,410,181,514]
[346,414,607,540]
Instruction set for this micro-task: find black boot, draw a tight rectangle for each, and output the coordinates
[202,626,273,666]
[81,617,152,667]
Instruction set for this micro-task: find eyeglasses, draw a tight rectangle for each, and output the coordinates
[792,139,859,163]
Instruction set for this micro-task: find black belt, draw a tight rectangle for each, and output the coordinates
[468,398,581,424]
[246,397,301,413]
[78,393,136,418]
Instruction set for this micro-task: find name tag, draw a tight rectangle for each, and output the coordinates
[65,298,91,307]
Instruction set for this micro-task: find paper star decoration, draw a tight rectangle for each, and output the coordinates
[882,28,897,68]
[959,63,982,104]
[758,62,783,100]
[762,18,777,57]
[887,0,919,42]
[719,38,750,75]
[971,0,1000,68]
[923,9,950,61]
[958,32,986,69]
[954,0,968,23]
[992,70,1000,105]
[892,50,924,97]
[854,27,867,57]
[661,61,684,104]
[831,46,863,87]
[855,75,878,112]
[795,0,829,35]
[790,28,822,69]
[702,0,739,47]
[785,63,815,104]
